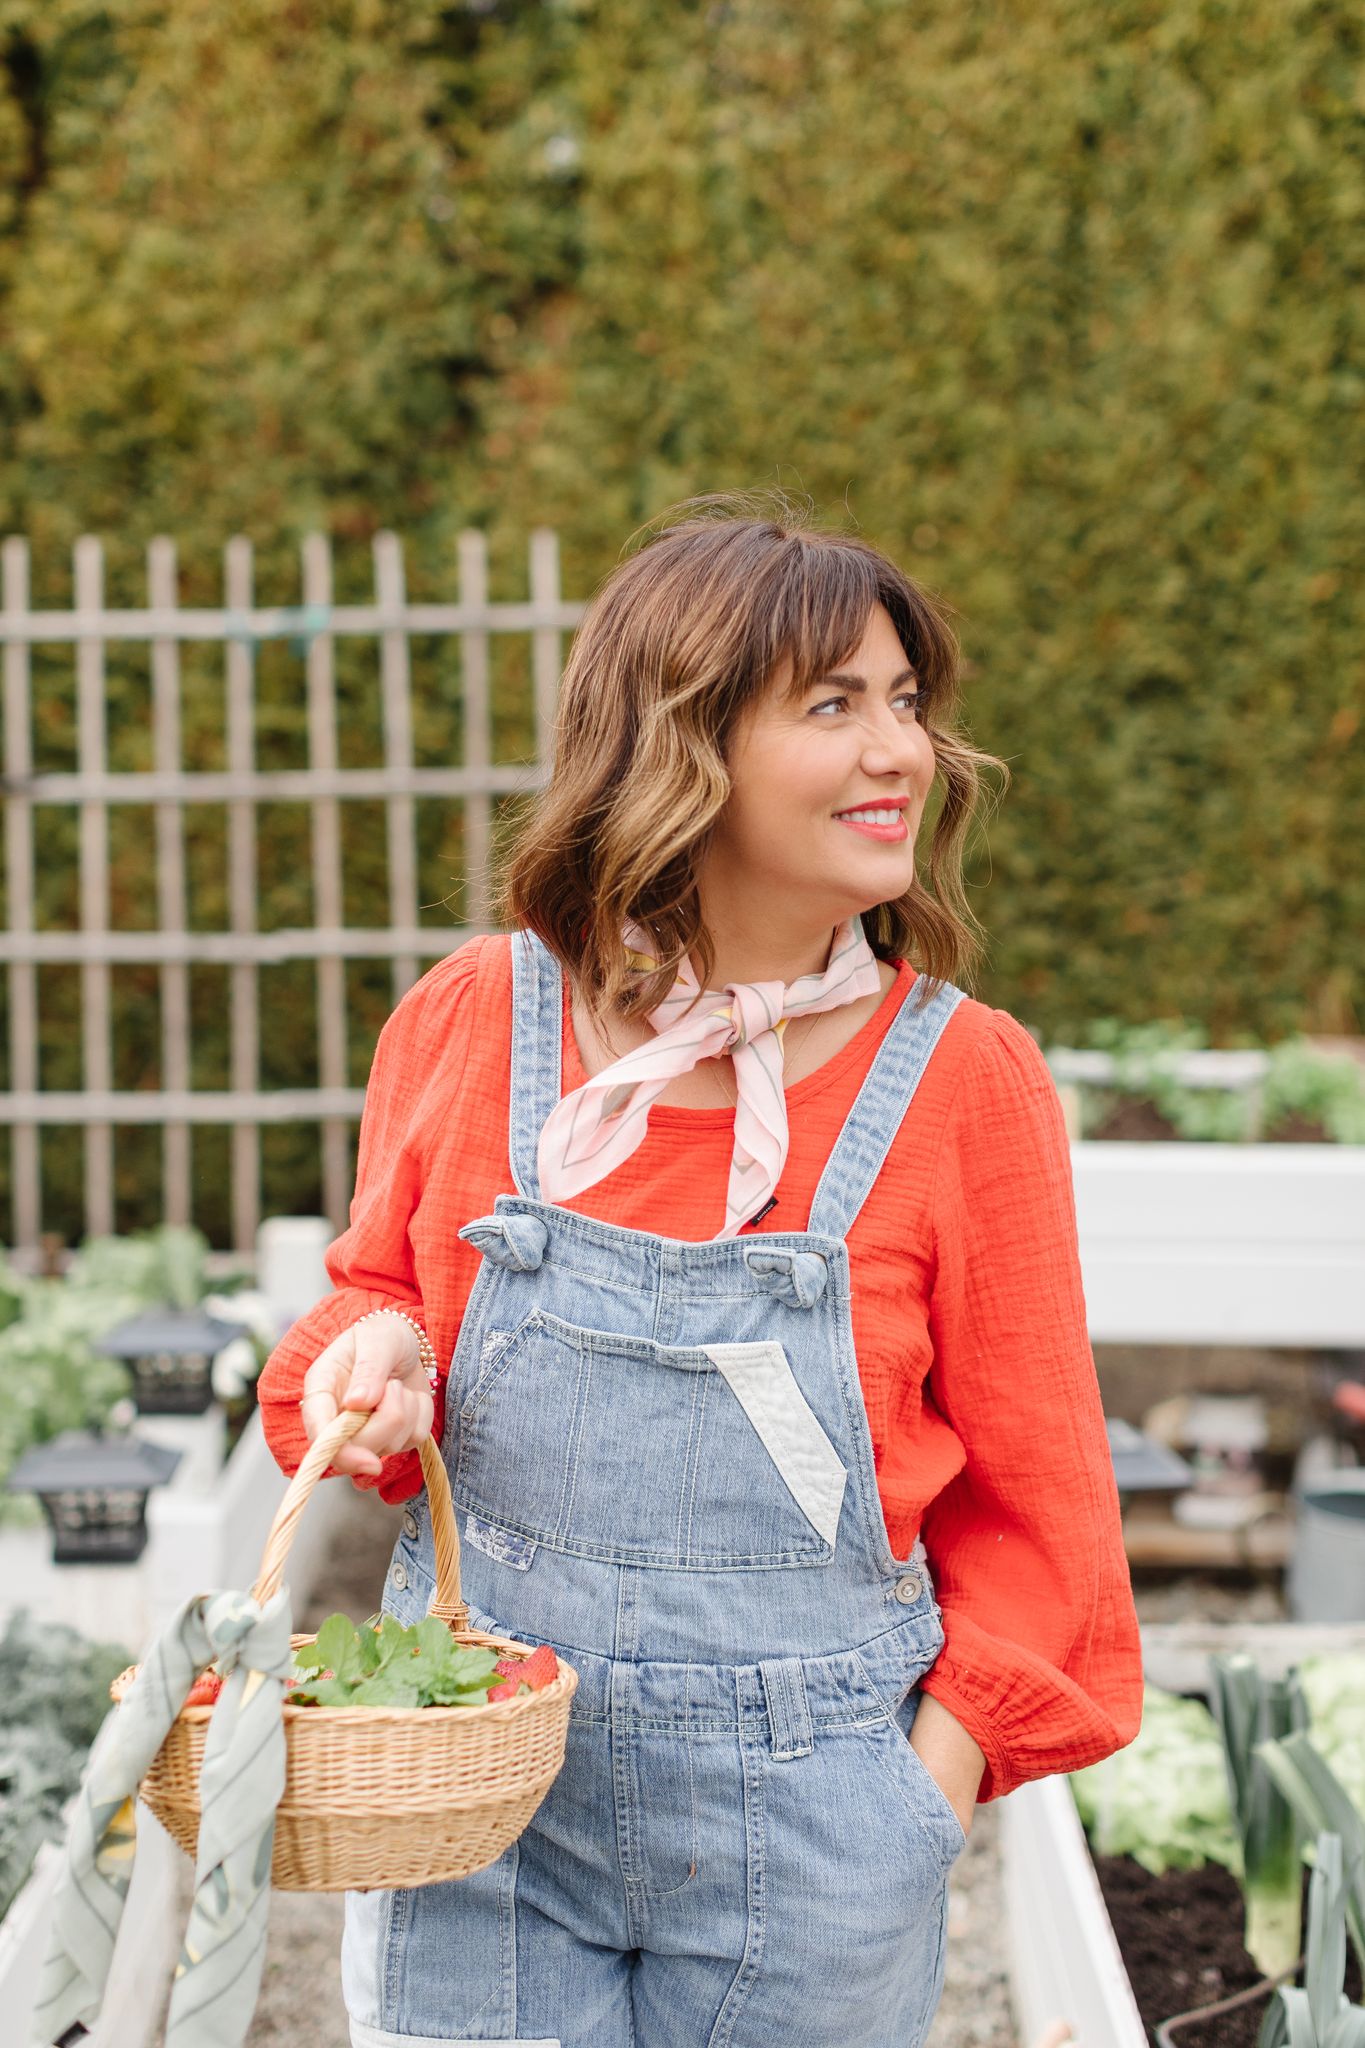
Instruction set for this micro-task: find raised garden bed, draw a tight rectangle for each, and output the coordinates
[1001,1621,1365,2047]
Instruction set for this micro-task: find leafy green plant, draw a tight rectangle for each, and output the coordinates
[1257,1833,1365,2048]
[1070,1684,1243,1877]
[1209,1654,1311,1981]
[1067,1021,1365,1143]
[63,1224,209,1312]
[1076,1019,1260,1141]
[1262,1045,1365,1145]
[0,1294,136,1523]
[0,1225,223,1519]
[1297,1657,1365,1823]
[290,1612,513,1709]
[0,1608,133,1921]
[1257,1731,1365,1983]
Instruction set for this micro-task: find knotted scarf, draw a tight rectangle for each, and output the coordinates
[538,914,882,1239]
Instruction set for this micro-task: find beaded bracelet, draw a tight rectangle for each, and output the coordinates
[351,1307,439,1396]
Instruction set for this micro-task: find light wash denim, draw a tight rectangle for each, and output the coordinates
[342,931,970,2047]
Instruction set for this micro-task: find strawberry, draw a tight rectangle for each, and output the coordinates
[517,1644,558,1692]
[185,1671,222,1707]
[486,1677,522,1702]
[492,1657,521,1678]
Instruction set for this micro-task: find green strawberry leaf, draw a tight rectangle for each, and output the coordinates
[291,1676,358,1708]
[423,1648,500,1706]
[315,1613,363,1681]
[374,1615,411,1668]
[412,1619,454,1661]
[350,1671,424,1707]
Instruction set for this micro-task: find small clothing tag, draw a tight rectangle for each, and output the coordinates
[463,1512,538,1572]
[745,1195,779,1229]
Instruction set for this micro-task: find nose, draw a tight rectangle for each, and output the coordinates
[859,702,929,780]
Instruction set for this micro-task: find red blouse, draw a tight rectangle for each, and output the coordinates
[258,933,1143,1802]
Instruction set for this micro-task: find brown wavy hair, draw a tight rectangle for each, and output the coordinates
[496,489,1008,1022]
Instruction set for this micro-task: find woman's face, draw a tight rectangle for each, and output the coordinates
[702,603,936,935]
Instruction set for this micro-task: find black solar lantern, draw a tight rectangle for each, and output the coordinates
[94,1306,251,1415]
[6,1429,181,1563]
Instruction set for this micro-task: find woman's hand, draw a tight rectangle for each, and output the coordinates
[300,1313,434,1479]
[909,1692,987,1842]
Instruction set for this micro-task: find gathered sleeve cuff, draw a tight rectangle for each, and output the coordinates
[917,1009,1144,1804]
[256,945,483,1503]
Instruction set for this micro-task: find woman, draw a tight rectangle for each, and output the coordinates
[261,494,1143,2048]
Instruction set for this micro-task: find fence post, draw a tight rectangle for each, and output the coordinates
[149,537,192,1226]
[3,537,40,1250]
[225,536,261,1254]
[303,532,349,1231]
[374,531,420,1003]
[75,535,114,1237]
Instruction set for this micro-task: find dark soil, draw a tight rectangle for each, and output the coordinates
[1094,1853,1363,2046]
[1260,1112,1333,1143]
[1088,1099,1187,1141]
[1085,1098,1334,1143]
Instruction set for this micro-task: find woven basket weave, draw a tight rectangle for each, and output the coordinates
[108,1407,578,1892]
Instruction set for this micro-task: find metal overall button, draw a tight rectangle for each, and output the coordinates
[893,1569,924,1604]
[401,1510,419,1540]
[456,1211,549,1272]
[742,1246,829,1310]
[390,1562,408,1591]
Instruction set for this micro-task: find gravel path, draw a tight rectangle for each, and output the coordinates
[152,1479,1022,2046]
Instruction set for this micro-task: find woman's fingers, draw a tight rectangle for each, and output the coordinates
[300,1318,433,1479]
[341,1316,423,1413]
[342,1378,411,1474]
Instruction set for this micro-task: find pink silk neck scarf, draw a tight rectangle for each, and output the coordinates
[537,915,883,1239]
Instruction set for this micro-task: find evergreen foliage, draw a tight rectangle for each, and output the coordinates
[0,0,1359,1234]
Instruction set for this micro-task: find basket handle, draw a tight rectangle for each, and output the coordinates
[251,1412,467,1629]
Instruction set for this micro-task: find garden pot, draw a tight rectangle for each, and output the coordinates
[1286,1470,1365,1623]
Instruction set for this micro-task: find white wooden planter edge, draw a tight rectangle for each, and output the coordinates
[1072,1140,1365,1347]
[998,1771,1147,2048]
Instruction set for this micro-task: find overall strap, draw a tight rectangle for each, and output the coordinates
[507,928,563,1198]
[806,977,968,1241]
[509,927,967,1234]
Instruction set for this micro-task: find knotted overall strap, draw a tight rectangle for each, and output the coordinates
[31,1584,294,2048]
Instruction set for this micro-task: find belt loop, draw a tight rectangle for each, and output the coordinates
[759,1656,813,1760]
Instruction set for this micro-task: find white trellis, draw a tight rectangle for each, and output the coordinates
[1,528,581,1254]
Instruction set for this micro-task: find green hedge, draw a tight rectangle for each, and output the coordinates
[0,0,1360,1240]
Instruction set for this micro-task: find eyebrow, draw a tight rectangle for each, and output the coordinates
[807,665,920,694]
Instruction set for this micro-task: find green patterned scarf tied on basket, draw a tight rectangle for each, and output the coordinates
[31,1583,294,2048]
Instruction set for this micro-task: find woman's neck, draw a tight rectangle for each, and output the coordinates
[692,912,841,993]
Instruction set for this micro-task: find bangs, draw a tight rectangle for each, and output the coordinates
[764,537,954,706]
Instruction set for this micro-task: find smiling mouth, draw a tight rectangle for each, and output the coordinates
[833,807,910,841]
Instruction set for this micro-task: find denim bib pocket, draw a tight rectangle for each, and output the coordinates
[454,1307,846,1570]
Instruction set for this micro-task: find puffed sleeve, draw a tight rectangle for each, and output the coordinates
[916,1009,1144,1803]
[256,940,484,1504]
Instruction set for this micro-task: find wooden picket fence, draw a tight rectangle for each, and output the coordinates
[1,527,582,1255]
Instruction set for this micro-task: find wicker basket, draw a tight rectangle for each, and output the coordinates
[108,1407,578,1891]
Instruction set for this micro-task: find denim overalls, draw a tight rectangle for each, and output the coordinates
[342,932,970,2048]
